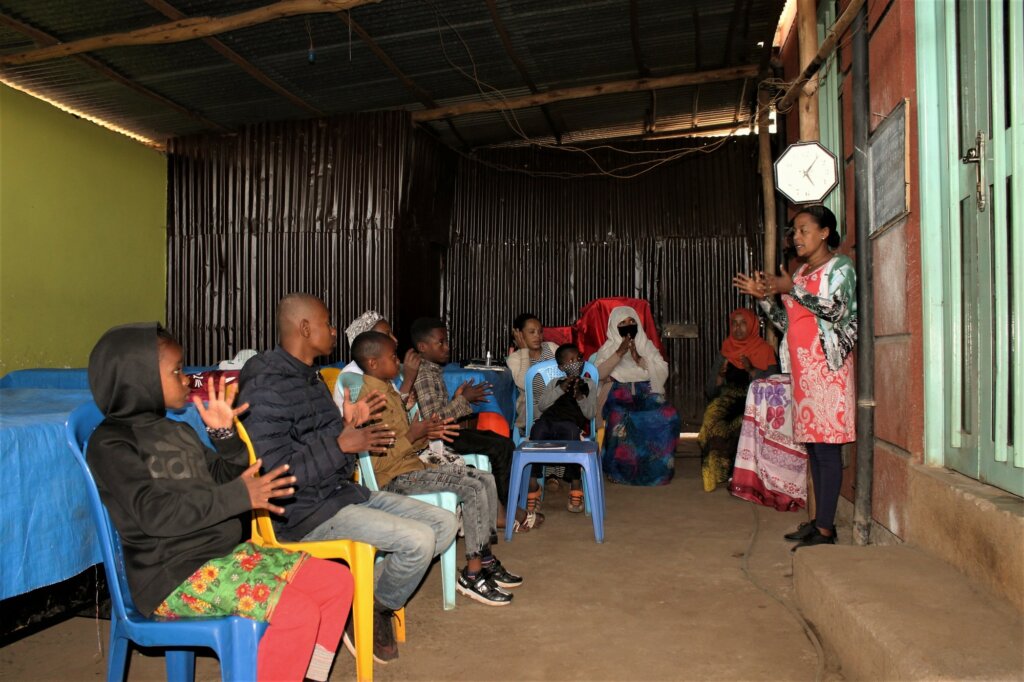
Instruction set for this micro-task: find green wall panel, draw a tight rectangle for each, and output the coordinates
[0,85,167,374]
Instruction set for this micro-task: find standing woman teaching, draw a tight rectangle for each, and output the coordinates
[734,205,857,549]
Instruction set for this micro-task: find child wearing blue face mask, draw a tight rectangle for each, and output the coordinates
[529,344,598,512]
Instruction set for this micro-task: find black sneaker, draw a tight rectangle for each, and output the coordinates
[482,558,523,589]
[372,604,399,664]
[784,520,817,541]
[456,568,513,606]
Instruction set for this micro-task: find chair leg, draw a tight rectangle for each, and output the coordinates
[440,538,457,610]
[164,650,196,682]
[393,608,406,643]
[504,456,524,542]
[351,543,376,682]
[581,462,605,543]
[106,632,130,682]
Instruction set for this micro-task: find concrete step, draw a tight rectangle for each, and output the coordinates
[794,545,1024,681]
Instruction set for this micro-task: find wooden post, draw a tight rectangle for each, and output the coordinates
[796,0,820,141]
[757,87,778,347]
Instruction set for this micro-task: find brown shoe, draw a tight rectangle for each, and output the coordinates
[372,603,399,663]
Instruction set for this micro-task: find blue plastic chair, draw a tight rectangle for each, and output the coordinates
[355,452,460,610]
[66,402,267,682]
[522,359,601,514]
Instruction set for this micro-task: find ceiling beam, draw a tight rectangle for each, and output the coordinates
[0,12,226,131]
[335,12,467,147]
[411,64,760,122]
[142,0,322,116]
[0,0,382,66]
[777,0,864,112]
[484,0,561,143]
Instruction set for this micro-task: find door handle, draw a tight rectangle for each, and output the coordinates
[960,130,987,212]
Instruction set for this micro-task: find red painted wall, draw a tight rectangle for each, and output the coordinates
[782,0,924,539]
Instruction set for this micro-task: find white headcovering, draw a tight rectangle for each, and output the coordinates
[592,305,669,394]
[218,349,258,370]
[344,310,385,347]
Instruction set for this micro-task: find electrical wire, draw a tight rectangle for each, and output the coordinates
[740,504,827,682]
[422,0,749,179]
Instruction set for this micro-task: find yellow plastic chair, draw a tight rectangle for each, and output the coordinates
[320,367,342,394]
[236,420,405,682]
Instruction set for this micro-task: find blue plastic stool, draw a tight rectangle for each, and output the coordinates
[66,402,266,682]
[505,440,605,543]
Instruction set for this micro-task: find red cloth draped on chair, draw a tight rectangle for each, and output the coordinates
[573,297,664,360]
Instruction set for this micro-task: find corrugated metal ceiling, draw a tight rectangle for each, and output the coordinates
[0,0,782,147]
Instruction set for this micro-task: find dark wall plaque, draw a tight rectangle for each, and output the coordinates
[868,100,909,234]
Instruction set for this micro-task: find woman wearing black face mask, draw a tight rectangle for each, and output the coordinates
[592,306,680,485]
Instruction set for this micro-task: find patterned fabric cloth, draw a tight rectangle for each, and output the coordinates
[759,255,858,372]
[730,375,808,511]
[698,384,748,492]
[154,542,306,621]
[601,381,680,486]
[785,267,856,443]
[344,310,385,347]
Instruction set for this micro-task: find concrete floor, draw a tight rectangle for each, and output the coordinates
[1,449,837,681]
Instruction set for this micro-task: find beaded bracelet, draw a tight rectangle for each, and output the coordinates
[206,426,235,441]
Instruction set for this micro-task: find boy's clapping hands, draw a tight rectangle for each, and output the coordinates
[193,375,250,429]
[340,387,387,427]
[241,460,296,515]
[455,380,491,404]
[407,414,460,443]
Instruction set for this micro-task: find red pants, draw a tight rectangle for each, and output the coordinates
[257,558,353,682]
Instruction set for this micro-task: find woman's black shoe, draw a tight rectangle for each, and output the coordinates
[791,530,836,552]
[784,520,817,541]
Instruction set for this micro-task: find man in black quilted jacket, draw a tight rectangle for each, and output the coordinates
[238,293,457,664]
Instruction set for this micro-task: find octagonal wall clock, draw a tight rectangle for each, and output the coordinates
[773,141,840,205]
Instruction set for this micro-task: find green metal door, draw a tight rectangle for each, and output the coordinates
[943,0,1024,495]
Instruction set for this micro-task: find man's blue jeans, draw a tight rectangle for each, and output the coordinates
[301,490,457,610]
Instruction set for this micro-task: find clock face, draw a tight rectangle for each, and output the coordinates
[774,142,839,204]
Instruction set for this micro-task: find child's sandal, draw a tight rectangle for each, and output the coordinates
[526,489,543,514]
[513,510,544,533]
[566,490,584,513]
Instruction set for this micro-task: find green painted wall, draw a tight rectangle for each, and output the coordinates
[0,85,167,374]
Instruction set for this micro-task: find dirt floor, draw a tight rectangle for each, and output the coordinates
[1,444,841,681]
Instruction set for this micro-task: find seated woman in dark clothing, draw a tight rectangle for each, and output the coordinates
[699,308,779,492]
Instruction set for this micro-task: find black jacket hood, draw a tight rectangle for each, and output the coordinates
[88,322,165,423]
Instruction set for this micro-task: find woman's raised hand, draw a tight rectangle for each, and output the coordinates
[616,336,632,357]
[241,460,295,515]
[193,376,249,430]
[512,328,527,350]
[732,271,766,299]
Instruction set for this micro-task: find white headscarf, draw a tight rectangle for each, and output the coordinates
[344,310,385,347]
[592,305,669,394]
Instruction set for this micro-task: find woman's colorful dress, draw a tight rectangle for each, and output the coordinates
[730,375,808,511]
[784,266,856,444]
[602,381,681,486]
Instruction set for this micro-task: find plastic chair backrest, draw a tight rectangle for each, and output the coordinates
[66,402,140,622]
[320,367,341,394]
[356,451,382,491]
[523,360,599,438]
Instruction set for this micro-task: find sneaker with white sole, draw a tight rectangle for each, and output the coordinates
[456,568,513,606]
[482,558,523,589]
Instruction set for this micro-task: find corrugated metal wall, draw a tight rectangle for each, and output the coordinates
[442,138,764,425]
[166,113,412,365]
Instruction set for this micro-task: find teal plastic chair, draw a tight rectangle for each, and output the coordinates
[355,453,460,610]
[66,402,267,682]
